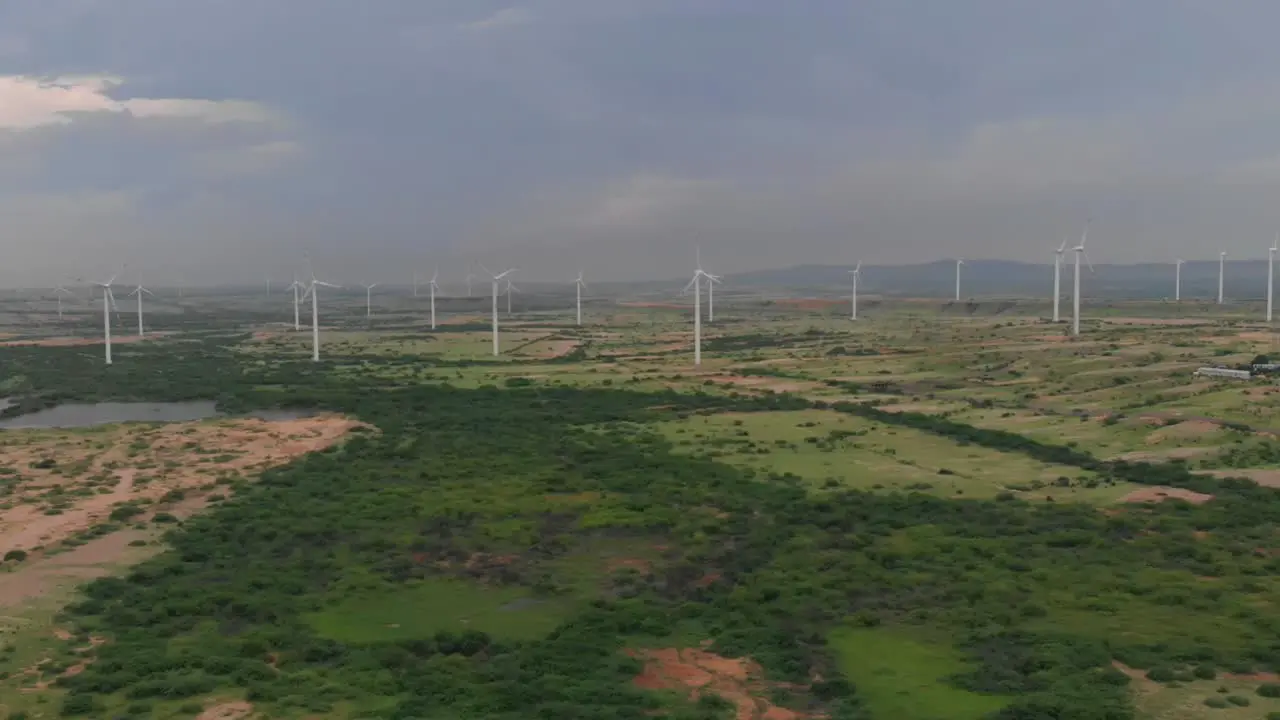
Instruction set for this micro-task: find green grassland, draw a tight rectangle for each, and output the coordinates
[829,626,1010,720]
[654,409,1131,502]
[3,298,1280,719]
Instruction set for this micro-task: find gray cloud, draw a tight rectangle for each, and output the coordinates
[5,0,1280,286]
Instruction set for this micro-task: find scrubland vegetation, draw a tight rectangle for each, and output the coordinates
[2,301,1280,719]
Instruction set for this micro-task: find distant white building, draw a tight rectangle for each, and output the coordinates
[1195,367,1252,380]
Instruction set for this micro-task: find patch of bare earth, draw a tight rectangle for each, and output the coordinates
[1119,486,1215,505]
[0,414,363,607]
[628,647,812,720]
[1144,420,1220,444]
[530,339,580,358]
[196,701,255,720]
[1111,447,1218,463]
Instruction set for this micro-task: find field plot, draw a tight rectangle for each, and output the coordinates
[829,627,1008,720]
[0,414,360,718]
[655,409,1129,502]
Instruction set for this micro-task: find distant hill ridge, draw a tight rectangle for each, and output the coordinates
[719,259,1275,300]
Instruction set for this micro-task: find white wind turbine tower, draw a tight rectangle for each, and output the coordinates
[128,273,154,337]
[287,274,303,330]
[683,257,715,366]
[849,262,862,320]
[480,265,516,356]
[574,271,587,326]
[53,285,75,321]
[504,277,520,315]
[360,282,379,321]
[1218,251,1227,304]
[693,248,723,322]
[466,271,475,298]
[954,259,964,301]
[93,275,119,365]
[1175,259,1184,301]
[428,270,440,329]
[1052,237,1068,323]
[301,263,340,362]
[1071,219,1093,336]
[1270,235,1278,323]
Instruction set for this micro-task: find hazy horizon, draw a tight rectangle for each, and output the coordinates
[6,2,1280,285]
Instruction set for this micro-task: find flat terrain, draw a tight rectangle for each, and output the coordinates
[0,295,1278,720]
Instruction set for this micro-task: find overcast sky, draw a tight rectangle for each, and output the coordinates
[5,1,1280,286]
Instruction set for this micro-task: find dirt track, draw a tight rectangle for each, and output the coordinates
[0,414,362,608]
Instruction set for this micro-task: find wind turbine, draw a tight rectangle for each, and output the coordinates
[93,275,119,365]
[954,259,964,301]
[504,277,520,315]
[1218,251,1227,305]
[1270,236,1278,323]
[428,270,440,329]
[360,282,378,321]
[301,262,340,362]
[1071,219,1093,336]
[849,262,861,320]
[574,271,587,326]
[682,255,715,366]
[1053,237,1068,323]
[53,285,75,321]
[466,271,475,298]
[1175,259,1184,301]
[480,265,516,356]
[287,274,303,331]
[128,273,153,337]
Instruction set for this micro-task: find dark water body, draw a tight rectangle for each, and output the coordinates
[0,401,221,429]
[0,401,324,430]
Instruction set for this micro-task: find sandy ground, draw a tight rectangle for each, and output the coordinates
[1111,447,1218,463]
[1119,486,1215,504]
[526,339,581,359]
[196,701,255,720]
[0,414,362,559]
[628,646,808,720]
[1144,420,1222,444]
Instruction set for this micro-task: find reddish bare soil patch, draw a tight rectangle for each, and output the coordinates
[0,414,363,578]
[1119,486,1215,505]
[197,701,255,720]
[628,647,810,720]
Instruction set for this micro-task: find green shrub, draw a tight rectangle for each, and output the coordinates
[1202,697,1228,709]
[1225,695,1250,707]
[1259,683,1280,698]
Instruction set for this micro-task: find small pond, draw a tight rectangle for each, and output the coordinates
[0,401,220,429]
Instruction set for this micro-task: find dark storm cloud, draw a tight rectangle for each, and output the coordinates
[5,1,1280,285]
